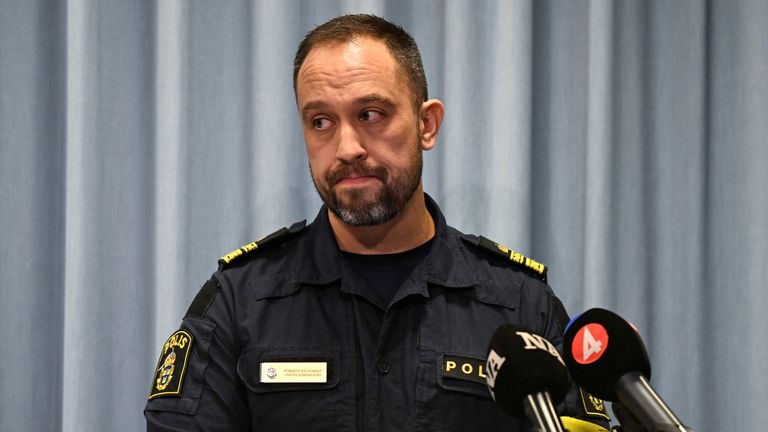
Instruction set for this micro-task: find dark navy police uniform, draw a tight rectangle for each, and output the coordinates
[145,194,609,431]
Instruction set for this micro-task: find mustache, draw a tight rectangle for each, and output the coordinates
[326,162,388,187]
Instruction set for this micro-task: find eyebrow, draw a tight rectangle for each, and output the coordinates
[301,101,328,120]
[353,93,396,108]
[301,93,397,120]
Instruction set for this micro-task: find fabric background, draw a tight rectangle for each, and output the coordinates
[1,0,765,430]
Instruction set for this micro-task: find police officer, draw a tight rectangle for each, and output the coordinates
[145,14,610,431]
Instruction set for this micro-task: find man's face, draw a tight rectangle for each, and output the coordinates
[296,37,424,226]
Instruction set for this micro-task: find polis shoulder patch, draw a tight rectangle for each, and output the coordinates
[149,329,193,400]
[462,235,548,282]
[579,387,611,420]
[218,220,306,269]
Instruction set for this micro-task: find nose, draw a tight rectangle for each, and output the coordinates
[335,122,366,163]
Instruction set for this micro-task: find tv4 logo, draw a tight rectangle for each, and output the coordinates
[571,323,609,365]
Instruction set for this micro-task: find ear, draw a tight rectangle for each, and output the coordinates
[419,99,445,151]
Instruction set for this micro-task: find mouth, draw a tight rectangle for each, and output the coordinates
[326,163,388,189]
[335,175,379,186]
[339,175,378,183]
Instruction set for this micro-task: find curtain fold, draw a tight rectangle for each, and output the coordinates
[1,1,765,430]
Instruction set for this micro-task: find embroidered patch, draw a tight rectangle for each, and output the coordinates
[579,387,611,420]
[149,330,193,399]
[442,354,488,385]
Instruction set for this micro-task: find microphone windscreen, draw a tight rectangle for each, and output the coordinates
[563,308,651,401]
[486,324,570,418]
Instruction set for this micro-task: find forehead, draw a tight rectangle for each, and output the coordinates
[296,37,409,106]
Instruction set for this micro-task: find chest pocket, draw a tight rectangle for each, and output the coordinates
[414,290,524,431]
[236,346,354,432]
[415,349,522,431]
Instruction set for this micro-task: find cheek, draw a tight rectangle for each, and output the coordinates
[304,139,333,175]
[381,127,420,161]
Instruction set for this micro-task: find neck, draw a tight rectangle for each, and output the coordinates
[328,185,435,254]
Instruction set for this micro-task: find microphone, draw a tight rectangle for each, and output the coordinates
[486,324,569,432]
[563,308,693,432]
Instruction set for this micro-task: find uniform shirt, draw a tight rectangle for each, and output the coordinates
[341,240,432,430]
[145,194,609,431]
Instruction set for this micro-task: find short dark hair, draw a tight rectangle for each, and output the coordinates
[293,14,428,111]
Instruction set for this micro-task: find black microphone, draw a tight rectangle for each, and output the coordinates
[562,308,693,432]
[486,324,569,432]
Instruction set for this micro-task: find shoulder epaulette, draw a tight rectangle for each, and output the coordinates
[218,220,306,269]
[462,234,548,283]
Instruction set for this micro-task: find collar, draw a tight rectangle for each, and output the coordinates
[291,193,479,291]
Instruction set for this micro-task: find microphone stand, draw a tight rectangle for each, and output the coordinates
[524,392,565,432]
[615,372,693,432]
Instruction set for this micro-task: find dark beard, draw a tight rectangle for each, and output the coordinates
[311,151,423,227]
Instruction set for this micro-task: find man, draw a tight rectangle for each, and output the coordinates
[145,14,610,431]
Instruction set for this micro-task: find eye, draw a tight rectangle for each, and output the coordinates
[311,117,333,131]
[359,110,383,123]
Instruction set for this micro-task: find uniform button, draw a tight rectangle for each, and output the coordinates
[377,360,391,375]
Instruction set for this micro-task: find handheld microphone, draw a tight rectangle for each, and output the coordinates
[563,308,693,432]
[486,324,569,432]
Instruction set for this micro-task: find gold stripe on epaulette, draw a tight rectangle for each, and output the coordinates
[496,241,546,278]
[524,256,546,276]
[508,249,545,277]
[510,250,525,265]
[220,241,259,264]
[469,235,548,282]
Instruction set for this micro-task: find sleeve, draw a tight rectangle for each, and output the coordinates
[144,277,250,432]
[542,291,612,430]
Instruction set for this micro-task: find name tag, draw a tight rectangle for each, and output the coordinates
[260,361,328,384]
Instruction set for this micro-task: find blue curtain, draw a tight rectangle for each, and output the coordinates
[1,0,765,430]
